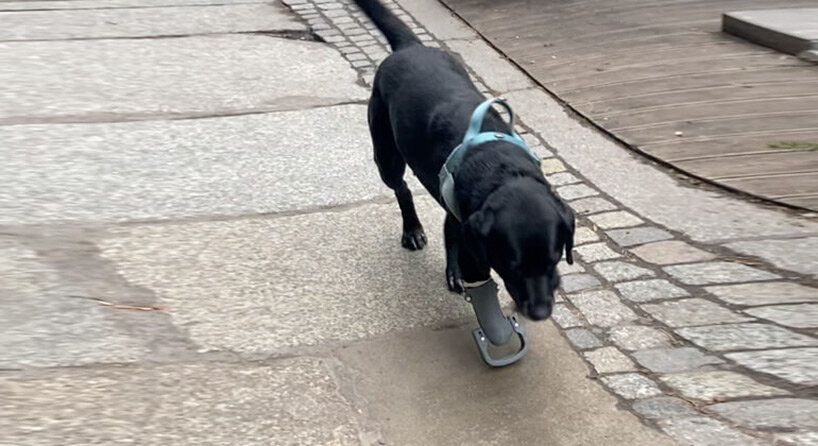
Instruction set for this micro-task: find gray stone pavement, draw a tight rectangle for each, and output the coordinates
[1,0,816,445]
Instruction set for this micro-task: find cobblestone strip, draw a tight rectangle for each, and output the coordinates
[280,0,818,444]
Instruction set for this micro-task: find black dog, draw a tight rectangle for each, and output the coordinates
[353,0,575,320]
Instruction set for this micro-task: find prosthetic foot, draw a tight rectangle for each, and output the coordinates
[464,279,528,367]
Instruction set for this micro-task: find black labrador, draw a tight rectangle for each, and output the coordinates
[353,0,575,320]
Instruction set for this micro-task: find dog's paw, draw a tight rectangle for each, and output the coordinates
[401,227,427,251]
[446,270,465,294]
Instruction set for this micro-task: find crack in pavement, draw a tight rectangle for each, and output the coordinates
[0,28,318,43]
[0,98,368,126]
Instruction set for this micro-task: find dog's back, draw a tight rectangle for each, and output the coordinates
[353,0,495,192]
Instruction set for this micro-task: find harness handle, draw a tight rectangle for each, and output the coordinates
[462,98,518,143]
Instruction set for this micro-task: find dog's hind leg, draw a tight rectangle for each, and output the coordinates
[368,93,427,250]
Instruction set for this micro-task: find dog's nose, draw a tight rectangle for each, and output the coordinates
[526,301,553,321]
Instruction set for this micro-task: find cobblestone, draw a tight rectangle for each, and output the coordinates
[557,183,597,200]
[660,370,787,401]
[615,279,689,303]
[658,417,768,446]
[608,325,674,351]
[588,210,643,229]
[541,158,566,174]
[641,298,752,327]
[630,240,716,265]
[551,303,584,328]
[606,226,673,247]
[706,282,818,306]
[583,347,636,374]
[744,303,818,328]
[677,323,818,351]
[568,196,618,215]
[574,242,621,262]
[569,290,638,327]
[560,274,601,293]
[546,172,580,186]
[601,373,662,399]
[593,261,654,282]
[631,397,698,419]
[726,348,818,385]
[564,328,603,350]
[573,227,600,245]
[632,347,723,373]
[664,261,780,285]
[709,398,818,430]
[557,259,585,275]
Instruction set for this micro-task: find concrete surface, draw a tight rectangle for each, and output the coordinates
[0,359,369,445]
[337,323,676,446]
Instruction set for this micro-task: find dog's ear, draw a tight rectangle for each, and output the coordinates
[463,209,494,269]
[561,205,575,265]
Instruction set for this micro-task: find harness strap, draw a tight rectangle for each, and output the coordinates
[438,98,540,221]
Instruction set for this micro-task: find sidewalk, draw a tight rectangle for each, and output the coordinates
[438,0,818,211]
[1,0,817,445]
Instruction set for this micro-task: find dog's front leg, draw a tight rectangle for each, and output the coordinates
[444,214,465,293]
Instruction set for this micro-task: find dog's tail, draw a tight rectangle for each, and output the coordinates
[351,0,421,51]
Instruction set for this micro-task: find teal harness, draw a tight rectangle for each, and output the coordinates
[438,98,540,221]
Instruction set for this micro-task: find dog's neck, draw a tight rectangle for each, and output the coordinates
[455,146,548,220]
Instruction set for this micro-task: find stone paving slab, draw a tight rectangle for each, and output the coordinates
[0,105,399,224]
[574,242,621,262]
[608,325,674,351]
[99,196,482,354]
[705,281,818,306]
[601,373,662,399]
[725,236,818,278]
[660,370,787,401]
[664,261,780,285]
[606,226,673,247]
[632,347,723,374]
[0,358,367,445]
[568,290,638,327]
[615,279,689,303]
[592,261,654,282]
[745,303,818,328]
[632,397,698,420]
[583,346,636,374]
[677,323,818,351]
[726,348,818,385]
[641,298,752,327]
[657,417,768,446]
[569,196,618,215]
[0,35,367,123]
[630,240,717,265]
[0,3,305,40]
[709,397,818,430]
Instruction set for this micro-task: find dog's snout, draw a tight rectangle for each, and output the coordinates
[524,300,553,321]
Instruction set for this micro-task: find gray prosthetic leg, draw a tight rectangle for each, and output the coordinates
[465,279,528,367]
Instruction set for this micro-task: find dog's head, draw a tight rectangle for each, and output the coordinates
[464,179,574,321]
